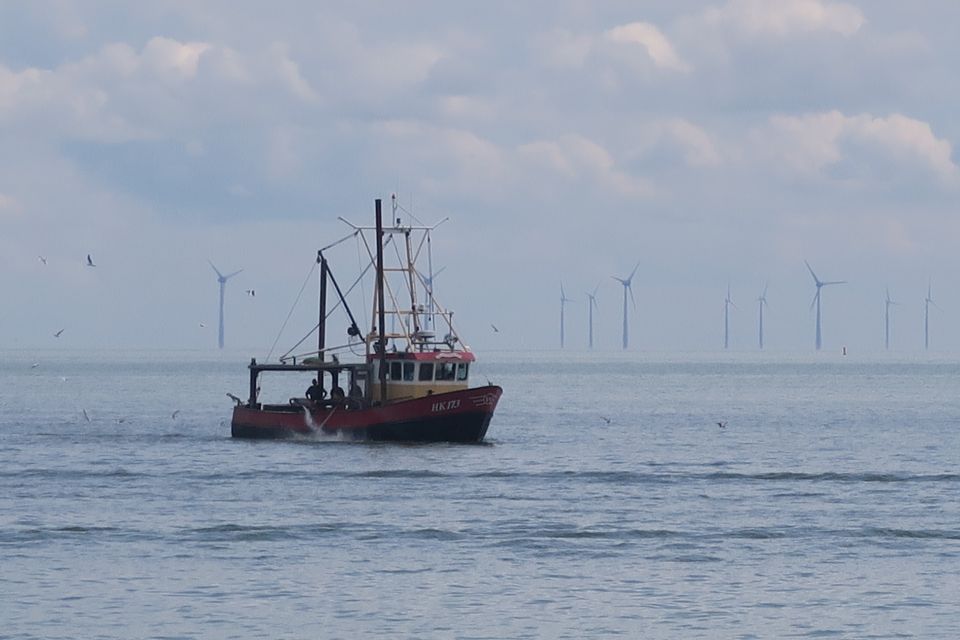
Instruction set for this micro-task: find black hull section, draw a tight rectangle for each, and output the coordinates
[232,410,493,443]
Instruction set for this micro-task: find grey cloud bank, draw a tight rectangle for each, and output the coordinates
[1,1,959,353]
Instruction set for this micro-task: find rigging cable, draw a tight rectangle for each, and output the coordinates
[281,236,394,361]
[265,231,358,362]
[266,260,317,362]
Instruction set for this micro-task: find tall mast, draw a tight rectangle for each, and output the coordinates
[317,252,328,361]
[405,229,420,336]
[375,199,387,402]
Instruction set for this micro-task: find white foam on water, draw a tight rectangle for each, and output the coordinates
[298,406,347,442]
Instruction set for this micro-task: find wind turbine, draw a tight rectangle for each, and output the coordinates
[210,261,242,349]
[419,266,445,325]
[884,287,898,350]
[723,285,736,349]
[805,261,845,351]
[560,283,573,348]
[757,283,768,350]
[924,281,938,350]
[612,262,639,350]
[585,284,600,349]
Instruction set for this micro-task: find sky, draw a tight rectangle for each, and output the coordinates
[2,0,960,354]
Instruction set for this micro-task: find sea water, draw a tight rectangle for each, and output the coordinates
[1,349,958,639]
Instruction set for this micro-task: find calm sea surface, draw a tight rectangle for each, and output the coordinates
[1,349,959,639]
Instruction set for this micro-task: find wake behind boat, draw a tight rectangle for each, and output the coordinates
[229,197,502,442]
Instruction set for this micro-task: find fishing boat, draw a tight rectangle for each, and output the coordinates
[229,197,502,442]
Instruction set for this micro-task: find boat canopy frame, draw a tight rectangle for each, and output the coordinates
[246,358,373,408]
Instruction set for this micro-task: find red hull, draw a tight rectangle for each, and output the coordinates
[231,386,502,442]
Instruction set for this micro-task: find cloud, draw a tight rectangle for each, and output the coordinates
[603,22,691,72]
[624,119,722,169]
[517,134,653,198]
[0,35,327,146]
[267,42,321,105]
[703,0,865,38]
[141,36,211,78]
[0,191,21,216]
[754,110,958,186]
[533,29,594,70]
[534,21,690,75]
[373,119,505,196]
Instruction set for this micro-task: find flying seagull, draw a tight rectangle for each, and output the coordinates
[245,289,256,297]
[490,323,500,333]
[82,409,90,422]
[199,322,206,328]
[601,416,611,424]
[30,362,40,369]
[86,254,96,267]
[38,256,47,265]
[716,421,727,429]
[53,328,65,338]
[172,409,181,420]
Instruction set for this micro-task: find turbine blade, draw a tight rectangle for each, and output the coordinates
[628,283,636,309]
[804,260,819,285]
[223,269,243,280]
[809,290,819,311]
[822,280,845,286]
[611,276,626,285]
[628,260,640,282]
[208,260,224,279]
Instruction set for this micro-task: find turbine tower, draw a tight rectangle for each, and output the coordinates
[805,261,845,351]
[612,262,639,350]
[757,283,768,350]
[924,281,937,350]
[560,283,573,348]
[723,285,735,349]
[586,284,599,349]
[884,287,898,350]
[210,261,242,349]
[419,266,445,329]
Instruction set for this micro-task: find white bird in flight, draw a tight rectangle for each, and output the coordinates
[86,254,96,267]
[38,256,47,265]
[53,328,65,338]
[245,289,256,297]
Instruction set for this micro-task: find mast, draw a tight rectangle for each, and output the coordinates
[317,252,327,361]
[375,199,387,402]
[405,228,420,336]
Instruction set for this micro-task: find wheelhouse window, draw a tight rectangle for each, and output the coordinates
[390,362,402,381]
[437,362,456,381]
[457,362,469,381]
[403,362,415,381]
[418,363,434,381]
